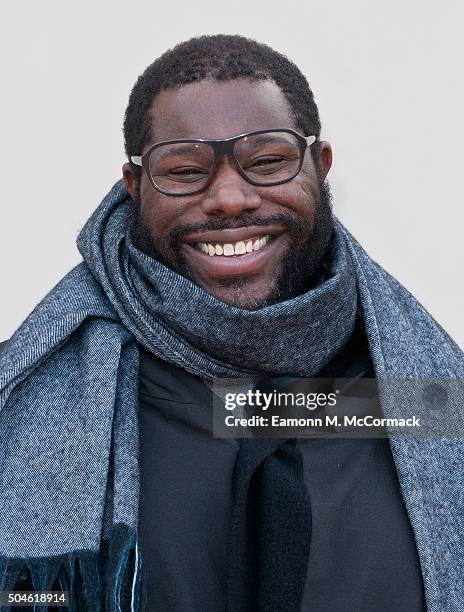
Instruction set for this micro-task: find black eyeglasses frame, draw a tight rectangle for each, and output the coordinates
[130,128,317,197]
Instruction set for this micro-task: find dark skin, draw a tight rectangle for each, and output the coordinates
[123,79,333,309]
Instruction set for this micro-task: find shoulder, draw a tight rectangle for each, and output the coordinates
[0,340,8,353]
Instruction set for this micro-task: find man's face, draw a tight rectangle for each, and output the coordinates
[123,79,333,309]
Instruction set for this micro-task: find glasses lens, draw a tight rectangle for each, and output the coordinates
[149,142,215,194]
[234,131,302,184]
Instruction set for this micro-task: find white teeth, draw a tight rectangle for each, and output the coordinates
[197,234,272,257]
[235,241,246,255]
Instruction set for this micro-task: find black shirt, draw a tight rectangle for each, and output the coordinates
[137,324,426,611]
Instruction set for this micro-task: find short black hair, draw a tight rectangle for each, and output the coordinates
[123,34,322,179]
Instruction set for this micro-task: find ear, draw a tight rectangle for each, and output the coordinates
[317,141,333,182]
[122,162,139,201]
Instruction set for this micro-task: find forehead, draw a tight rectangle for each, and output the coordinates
[148,79,296,144]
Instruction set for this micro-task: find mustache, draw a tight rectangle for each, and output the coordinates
[168,212,312,246]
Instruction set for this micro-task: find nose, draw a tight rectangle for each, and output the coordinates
[199,157,262,216]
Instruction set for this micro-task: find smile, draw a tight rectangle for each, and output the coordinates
[182,225,287,278]
[196,234,272,257]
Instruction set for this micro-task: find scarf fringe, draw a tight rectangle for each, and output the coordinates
[0,524,146,612]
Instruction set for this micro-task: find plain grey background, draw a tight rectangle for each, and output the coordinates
[1,1,463,348]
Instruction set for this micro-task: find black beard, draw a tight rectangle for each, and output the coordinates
[128,181,334,309]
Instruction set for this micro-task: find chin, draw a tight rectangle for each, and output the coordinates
[204,279,276,310]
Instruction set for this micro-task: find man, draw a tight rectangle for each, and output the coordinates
[0,34,463,612]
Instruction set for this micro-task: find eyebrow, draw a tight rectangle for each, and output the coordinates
[240,135,295,147]
[153,144,209,162]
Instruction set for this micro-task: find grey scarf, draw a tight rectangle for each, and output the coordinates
[79,180,357,380]
[0,179,463,611]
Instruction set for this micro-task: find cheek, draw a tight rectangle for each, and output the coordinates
[139,193,185,241]
[138,174,175,239]
[265,176,318,222]
[294,168,320,217]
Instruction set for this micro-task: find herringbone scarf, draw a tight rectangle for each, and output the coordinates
[1,179,463,610]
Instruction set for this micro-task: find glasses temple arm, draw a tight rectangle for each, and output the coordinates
[305,135,317,147]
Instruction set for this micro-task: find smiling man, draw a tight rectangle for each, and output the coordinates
[124,78,333,309]
[1,34,464,612]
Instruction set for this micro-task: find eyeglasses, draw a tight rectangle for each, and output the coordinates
[130,128,316,196]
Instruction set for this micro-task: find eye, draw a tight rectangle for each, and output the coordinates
[164,166,210,182]
[169,167,207,176]
[252,156,284,166]
[246,156,287,172]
